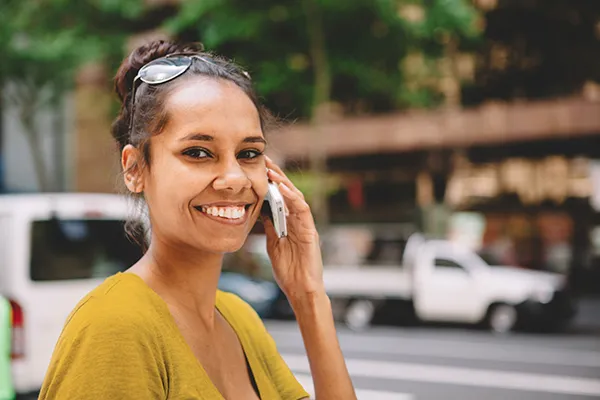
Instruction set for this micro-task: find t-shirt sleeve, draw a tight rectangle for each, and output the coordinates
[223,293,310,400]
[39,300,168,400]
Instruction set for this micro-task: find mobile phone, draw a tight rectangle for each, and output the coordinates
[261,182,287,238]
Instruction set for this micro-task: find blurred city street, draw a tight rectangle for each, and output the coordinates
[267,302,600,400]
[3,0,600,398]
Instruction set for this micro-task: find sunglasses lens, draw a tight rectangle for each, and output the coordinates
[138,57,192,84]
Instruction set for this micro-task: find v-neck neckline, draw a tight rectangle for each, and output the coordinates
[215,294,262,399]
[119,272,262,399]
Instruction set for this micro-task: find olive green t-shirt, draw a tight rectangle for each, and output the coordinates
[40,273,309,400]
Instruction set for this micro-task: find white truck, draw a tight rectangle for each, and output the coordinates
[323,233,576,333]
[0,193,142,397]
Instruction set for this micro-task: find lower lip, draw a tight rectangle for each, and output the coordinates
[195,207,251,226]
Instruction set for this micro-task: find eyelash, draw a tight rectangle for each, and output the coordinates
[181,148,264,160]
[238,149,264,160]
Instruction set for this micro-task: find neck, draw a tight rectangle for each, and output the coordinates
[130,234,224,329]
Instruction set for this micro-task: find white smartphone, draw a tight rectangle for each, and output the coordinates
[262,181,287,238]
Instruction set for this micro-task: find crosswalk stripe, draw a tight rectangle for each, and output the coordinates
[269,331,600,368]
[294,373,415,400]
[282,353,600,397]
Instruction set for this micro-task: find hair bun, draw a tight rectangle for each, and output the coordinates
[113,40,204,103]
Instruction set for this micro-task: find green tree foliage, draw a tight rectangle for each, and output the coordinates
[0,0,172,190]
[0,0,482,191]
[0,0,151,100]
[164,0,483,119]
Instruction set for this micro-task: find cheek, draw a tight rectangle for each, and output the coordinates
[251,171,269,199]
[143,153,195,206]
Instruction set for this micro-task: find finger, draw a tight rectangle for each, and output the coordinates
[278,182,310,215]
[265,155,285,175]
[267,168,305,200]
[262,213,279,244]
[265,157,305,199]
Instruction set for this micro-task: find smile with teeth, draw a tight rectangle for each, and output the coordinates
[200,205,246,220]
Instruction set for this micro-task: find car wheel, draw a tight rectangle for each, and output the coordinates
[344,299,375,331]
[488,304,517,333]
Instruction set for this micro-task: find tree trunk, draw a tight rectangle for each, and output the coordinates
[19,94,52,192]
[303,0,331,230]
[52,98,65,191]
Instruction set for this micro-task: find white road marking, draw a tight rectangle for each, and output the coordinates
[295,373,415,400]
[283,353,600,397]
[269,330,600,368]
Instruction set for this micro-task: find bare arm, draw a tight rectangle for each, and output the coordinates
[264,156,356,400]
[290,291,356,400]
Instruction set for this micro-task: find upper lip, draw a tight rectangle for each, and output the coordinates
[195,202,253,208]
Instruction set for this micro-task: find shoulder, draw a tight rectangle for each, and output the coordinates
[41,274,170,399]
[61,273,168,343]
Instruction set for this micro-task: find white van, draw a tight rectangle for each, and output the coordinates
[0,193,141,396]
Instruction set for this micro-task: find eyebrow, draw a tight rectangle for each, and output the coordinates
[179,133,267,145]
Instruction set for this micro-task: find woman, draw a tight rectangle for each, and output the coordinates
[40,40,356,399]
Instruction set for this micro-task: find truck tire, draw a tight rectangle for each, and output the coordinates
[488,303,517,334]
[344,299,375,331]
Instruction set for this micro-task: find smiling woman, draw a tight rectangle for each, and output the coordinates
[39,40,356,400]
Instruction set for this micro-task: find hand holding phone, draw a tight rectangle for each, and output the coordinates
[261,181,287,238]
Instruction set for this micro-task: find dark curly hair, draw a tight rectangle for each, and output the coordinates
[111,40,274,251]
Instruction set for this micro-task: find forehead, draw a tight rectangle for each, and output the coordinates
[162,77,263,140]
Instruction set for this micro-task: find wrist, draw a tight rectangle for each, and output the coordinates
[288,288,330,315]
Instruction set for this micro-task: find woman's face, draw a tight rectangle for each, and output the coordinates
[135,77,268,254]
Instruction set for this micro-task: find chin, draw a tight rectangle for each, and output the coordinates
[198,234,248,254]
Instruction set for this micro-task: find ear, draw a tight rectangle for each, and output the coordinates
[121,144,145,193]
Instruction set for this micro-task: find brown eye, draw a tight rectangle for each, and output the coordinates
[182,148,211,159]
[238,150,263,160]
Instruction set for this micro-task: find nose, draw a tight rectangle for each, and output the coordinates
[212,158,251,193]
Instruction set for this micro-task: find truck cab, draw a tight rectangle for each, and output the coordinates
[323,232,576,332]
[411,238,574,332]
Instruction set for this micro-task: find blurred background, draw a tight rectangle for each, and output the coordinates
[1,1,600,399]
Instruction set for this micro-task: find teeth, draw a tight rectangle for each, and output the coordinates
[199,206,246,220]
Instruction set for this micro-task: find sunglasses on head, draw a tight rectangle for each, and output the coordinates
[128,53,251,137]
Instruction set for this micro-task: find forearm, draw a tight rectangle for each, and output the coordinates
[290,290,356,400]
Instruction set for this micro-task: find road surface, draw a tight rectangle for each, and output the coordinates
[266,321,600,400]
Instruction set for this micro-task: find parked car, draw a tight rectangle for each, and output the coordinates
[0,193,141,396]
[221,235,295,320]
[323,233,577,333]
[218,272,282,318]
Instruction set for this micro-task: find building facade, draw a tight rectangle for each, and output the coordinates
[269,97,600,293]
